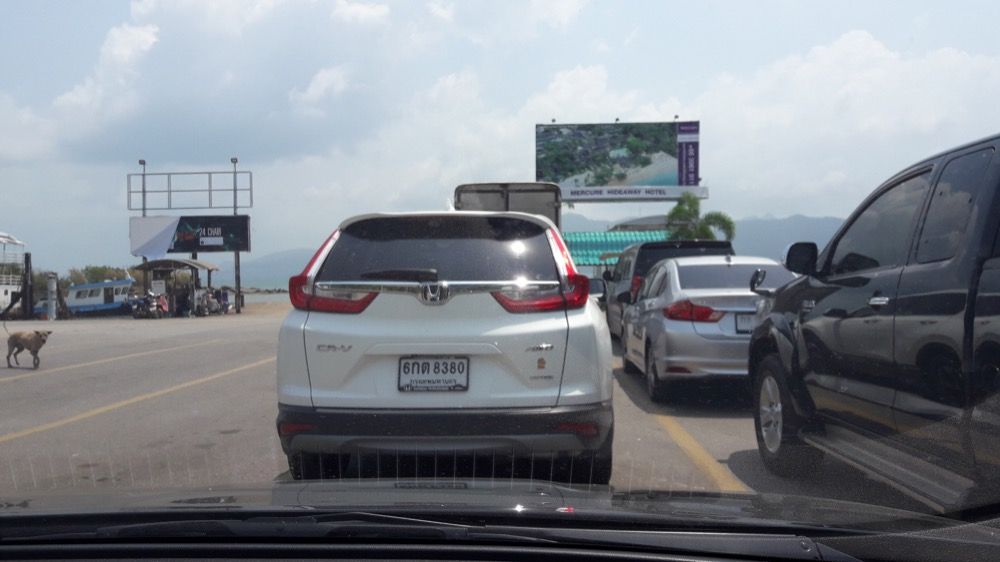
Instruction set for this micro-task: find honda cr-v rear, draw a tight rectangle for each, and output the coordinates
[276,212,613,484]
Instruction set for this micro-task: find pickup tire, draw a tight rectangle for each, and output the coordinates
[753,354,822,478]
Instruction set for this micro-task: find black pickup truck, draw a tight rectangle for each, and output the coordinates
[749,133,1000,513]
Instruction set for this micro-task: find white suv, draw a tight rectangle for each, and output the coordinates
[276,212,614,484]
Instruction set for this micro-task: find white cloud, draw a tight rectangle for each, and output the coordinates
[259,31,1000,241]
[331,0,390,24]
[53,23,158,126]
[130,0,282,34]
[0,95,56,161]
[636,31,1000,218]
[426,0,454,22]
[528,0,588,30]
[289,66,350,116]
[518,65,640,124]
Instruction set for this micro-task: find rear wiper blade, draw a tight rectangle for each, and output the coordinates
[359,268,438,282]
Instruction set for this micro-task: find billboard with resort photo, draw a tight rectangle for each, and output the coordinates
[535,121,701,202]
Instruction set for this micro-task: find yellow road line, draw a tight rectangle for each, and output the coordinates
[656,414,748,493]
[0,356,275,445]
[0,339,225,384]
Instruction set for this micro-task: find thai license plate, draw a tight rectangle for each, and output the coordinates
[398,356,469,392]
[736,314,755,334]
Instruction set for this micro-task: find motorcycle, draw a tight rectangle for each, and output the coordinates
[195,289,229,316]
[131,291,165,319]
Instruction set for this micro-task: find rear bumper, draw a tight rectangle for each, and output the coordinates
[277,401,613,457]
[655,330,750,379]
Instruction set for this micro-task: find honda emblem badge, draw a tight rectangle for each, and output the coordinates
[419,282,450,305]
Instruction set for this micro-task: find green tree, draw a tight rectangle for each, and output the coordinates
[666,192,736,241]
[66,268,87,285]
[81,265,128,283]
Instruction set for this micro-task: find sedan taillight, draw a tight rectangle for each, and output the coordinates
[664,299,723,322]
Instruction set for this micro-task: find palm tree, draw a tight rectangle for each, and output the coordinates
[665,192,736,241]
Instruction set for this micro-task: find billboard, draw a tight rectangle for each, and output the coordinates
[535,121,701,202]
[130,215,250,258]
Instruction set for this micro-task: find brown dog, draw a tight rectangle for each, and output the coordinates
[6,330,52,369]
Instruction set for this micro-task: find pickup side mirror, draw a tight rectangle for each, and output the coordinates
[616,292,632,305]
[784,242,818,276]
[588,278,606,300]
[602,270,613,282]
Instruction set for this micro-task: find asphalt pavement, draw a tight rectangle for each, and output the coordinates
[0,305,924,512]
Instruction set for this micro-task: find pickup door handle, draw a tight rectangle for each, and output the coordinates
[868,296,891,307]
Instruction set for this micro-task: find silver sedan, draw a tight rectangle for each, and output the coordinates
[621,255,796,401]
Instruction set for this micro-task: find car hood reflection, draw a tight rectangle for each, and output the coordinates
[0,479,981,535]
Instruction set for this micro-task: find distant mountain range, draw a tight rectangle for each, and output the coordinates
[223,214,845,289]
[730,215,844,261]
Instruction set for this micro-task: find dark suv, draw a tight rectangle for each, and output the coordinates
[604,240,734,340]
[750,134,1000,512]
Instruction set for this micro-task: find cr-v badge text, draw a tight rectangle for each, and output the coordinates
[316,344,352,352]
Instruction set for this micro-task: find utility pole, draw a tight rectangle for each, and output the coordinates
[231,157,242,314]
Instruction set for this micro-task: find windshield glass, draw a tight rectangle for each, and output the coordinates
[4,0,1000,549]
[678,264,796,290]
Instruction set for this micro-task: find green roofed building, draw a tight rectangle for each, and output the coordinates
[562,230,669,267]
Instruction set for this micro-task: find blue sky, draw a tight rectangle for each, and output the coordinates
[2,0,1000,272]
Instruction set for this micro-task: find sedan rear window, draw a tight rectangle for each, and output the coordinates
[636,245,733,277]
[678,264,796,290]
[317,216,559,282]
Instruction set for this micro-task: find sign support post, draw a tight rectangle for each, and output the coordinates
[139,159,149,293]
[231,157,242,314]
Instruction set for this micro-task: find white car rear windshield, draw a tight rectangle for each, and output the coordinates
[317,216,559,282]
[678,264,796,290]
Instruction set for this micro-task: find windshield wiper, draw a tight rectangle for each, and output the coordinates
[2,512,553,544]
[1,511,860,559]
[359,268,438,282]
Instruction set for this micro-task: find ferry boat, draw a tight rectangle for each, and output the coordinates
[0,231,25,314]
[35,279,135,316]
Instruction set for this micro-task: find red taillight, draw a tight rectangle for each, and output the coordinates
[492,273,589,313]
[309,291,377,314]
[664,300,724,322]
[563,273,589,309]
[289,274,311,310]
[547,228,579,276]
[493,229,588,313]
[555,421,599,437]
[290,276,377,314]
[289,230,377,314]
[630,275,642,300]
[278,422,318,436]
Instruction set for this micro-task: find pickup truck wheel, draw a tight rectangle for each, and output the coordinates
[645,348,668,402]
[754,354,822,478]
